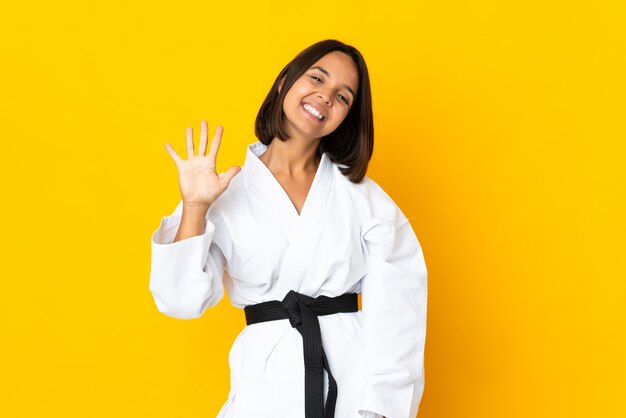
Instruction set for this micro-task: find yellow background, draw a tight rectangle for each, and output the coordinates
[1,1,624,417]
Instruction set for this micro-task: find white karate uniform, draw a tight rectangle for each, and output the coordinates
[149,141,428,418]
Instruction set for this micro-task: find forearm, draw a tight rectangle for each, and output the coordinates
[174,204,210,242]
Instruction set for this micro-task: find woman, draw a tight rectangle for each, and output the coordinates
[149,39,428,418]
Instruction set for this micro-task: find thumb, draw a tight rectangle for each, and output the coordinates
[219,165,242,184]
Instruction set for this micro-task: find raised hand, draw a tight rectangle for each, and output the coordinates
[165,120,241,210]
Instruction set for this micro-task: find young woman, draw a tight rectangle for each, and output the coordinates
[149,39,428,418]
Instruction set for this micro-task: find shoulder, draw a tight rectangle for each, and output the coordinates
[329,162,408,229]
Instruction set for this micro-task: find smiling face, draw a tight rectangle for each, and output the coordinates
[278,50,359,140]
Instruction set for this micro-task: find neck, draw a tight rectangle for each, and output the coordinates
[262,136,321,177]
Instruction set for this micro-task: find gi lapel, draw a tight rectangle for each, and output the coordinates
[243,141,334,293]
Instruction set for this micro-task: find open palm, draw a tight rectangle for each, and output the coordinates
[165,120,241,208]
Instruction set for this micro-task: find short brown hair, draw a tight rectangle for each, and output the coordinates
[254,39,374,183]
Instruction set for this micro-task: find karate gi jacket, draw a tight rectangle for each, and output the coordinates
[149,140,428,418]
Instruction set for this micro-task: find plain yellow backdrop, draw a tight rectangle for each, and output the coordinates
[1,1,624,417]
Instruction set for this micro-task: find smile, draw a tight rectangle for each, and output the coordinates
[302,102,326,122]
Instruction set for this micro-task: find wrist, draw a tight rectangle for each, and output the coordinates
[182,201,211,211]
[181,203,211,220]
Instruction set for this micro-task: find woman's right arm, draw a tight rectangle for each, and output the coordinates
[148,120,240,320]
[149,200,225,319]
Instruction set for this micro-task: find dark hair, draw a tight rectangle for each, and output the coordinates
[254,39,373,183]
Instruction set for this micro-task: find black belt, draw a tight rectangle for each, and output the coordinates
[244,290,359,418]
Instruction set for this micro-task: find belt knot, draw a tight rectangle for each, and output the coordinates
[282,290,316,329]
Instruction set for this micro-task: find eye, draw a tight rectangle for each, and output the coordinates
[310,75,350,105]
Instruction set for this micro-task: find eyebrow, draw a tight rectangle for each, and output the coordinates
[310,66,356,98]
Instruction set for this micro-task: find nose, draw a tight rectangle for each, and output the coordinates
[318,89,332,106]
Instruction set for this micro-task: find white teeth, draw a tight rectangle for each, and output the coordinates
[303,103,324,120]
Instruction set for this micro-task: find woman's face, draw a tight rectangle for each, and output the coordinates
[279,51,359,140]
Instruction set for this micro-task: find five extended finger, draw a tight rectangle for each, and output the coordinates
[207,124,224,167]
[164,142,183,165]
[198,120,208,156]
[218,165,241,183]
[186,126,194,158]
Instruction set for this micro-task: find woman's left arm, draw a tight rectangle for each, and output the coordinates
[357,216,428,418]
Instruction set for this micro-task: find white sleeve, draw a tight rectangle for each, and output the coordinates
[148,200,226,319]
[357,216,428,418]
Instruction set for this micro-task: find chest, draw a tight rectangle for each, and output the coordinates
[225,188,367,291]
[273,173,316,216]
